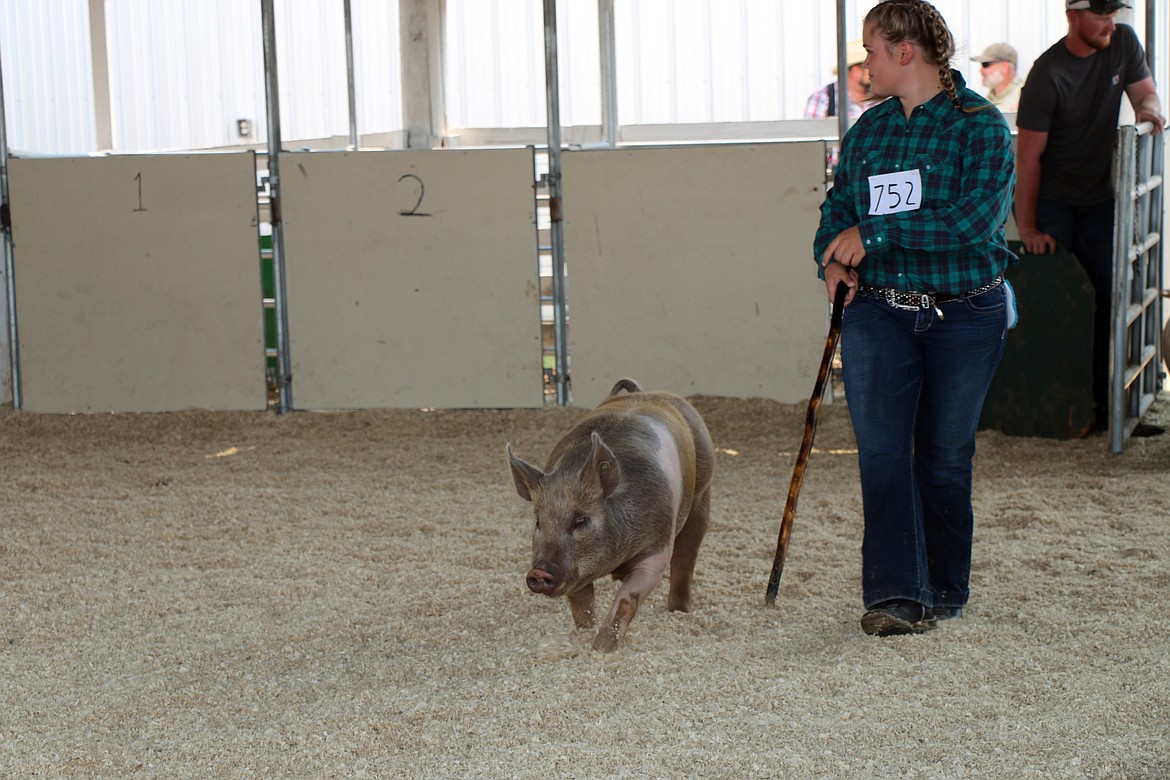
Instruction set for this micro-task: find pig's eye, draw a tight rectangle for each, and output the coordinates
[573,514,591,530]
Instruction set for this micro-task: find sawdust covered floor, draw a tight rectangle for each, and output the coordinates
[1,394,1168,779]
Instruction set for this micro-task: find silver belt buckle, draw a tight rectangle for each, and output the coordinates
[895,297,920,312]
[886,289,932,313]
[916,292,943,319]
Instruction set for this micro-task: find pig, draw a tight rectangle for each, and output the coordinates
[506,378,714,651]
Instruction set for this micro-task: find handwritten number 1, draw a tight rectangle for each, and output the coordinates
[133,172,147,212]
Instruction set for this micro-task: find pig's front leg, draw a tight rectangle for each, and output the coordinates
[592,547,672,652]
[568,583,596,629]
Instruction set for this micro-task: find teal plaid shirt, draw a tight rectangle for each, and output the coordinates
[814,72,1017,295]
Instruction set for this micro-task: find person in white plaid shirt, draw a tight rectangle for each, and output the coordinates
[805,39,874,119]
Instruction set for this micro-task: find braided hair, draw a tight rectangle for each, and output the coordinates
[864,0,991,113]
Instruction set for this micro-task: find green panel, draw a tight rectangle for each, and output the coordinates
[979,242,1095,439]
[260,233,277,371]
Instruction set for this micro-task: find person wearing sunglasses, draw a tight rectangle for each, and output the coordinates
[970,42,1023,112]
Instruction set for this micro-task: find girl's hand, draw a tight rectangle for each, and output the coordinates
[823,263,858,307]
[821,225,866,268]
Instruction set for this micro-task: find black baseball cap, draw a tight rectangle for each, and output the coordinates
[1066,0,1130,12]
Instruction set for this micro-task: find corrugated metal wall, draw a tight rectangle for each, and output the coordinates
[445,0,1156,130]
[0,0,97,154]
[0,0,402,154]
[0,0,1162,154]
[104,0,257,151]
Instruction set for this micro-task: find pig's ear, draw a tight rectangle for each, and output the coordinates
[507,444,544,502]
[587,431,621,498]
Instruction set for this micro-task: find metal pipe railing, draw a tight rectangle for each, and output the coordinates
[1110,121,1164,452]
[261,0,293,413]
[543,0,570,406]
[0,39,19,409]
[344,0,359,150]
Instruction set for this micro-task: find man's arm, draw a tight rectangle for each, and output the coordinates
[1125,77,1166,134]
[1014,128,1057,254]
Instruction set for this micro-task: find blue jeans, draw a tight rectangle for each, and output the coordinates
[842,285,1009,610]
[1034,198,1114,430]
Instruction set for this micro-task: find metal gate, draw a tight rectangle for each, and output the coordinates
[1110,122,1165,453]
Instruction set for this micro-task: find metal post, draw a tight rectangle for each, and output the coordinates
[0,38,19,409]
[1144,0,1155,71]
[836,0,849,149]
[344,0,359,149]
[261,0,293,412]
[1151,129,1165,399]
[543,0,570,405]
[88,0,113,152]
[598,0,618,148]
[1111,125,1136,453]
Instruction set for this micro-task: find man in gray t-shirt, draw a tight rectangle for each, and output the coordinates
[1014,0,1165,435]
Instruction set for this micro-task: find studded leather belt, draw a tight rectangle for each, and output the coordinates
[859,275,1003,313]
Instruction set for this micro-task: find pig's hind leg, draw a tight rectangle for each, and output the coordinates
[667,485,710,613]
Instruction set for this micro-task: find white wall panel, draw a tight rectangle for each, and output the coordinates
[105,0,250,151]
[0,0,96,154]
[3,0,402,155]
[1,1,1163,153]
[445,0,1156,132]
[105,0,400,152]
[352,1,403,137]
[445,0,600,130]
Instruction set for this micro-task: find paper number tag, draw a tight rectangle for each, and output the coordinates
[867,169,922,216]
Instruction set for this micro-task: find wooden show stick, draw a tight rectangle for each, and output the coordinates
[765,281,848,605]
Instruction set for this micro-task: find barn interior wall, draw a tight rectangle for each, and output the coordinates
[4,142,831,411]
[0,1,1166,408]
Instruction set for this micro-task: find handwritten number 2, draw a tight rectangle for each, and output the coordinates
[398,174,431,217]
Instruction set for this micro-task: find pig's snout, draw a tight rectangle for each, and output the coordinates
[526,566,560,595]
